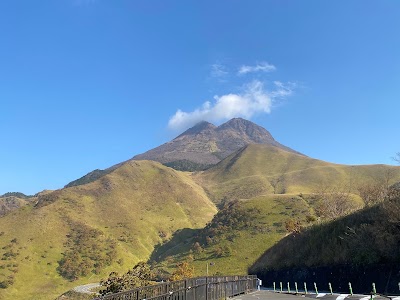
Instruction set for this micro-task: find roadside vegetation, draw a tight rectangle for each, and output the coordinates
[250,186,400,272]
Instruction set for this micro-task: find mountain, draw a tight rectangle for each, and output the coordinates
[65,118,300,188]
[2,118,400,300]
[133,118,302,171]
[0,160,216,300]
[150,144,400,275]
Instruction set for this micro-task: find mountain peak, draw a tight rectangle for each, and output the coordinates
[217,118,274,143]
[133,117,303,171]
[178,121,216,137]
[223,117,253,126]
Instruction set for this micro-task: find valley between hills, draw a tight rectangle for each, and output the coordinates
[1,118,400,300]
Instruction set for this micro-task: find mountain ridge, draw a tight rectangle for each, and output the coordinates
[133,118,303,172]
[64,118,302,188]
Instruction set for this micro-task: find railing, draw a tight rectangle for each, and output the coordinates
[94,275,257,300]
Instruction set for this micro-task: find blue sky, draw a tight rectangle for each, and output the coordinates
[1,0,400,195]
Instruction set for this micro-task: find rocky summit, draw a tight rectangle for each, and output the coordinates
[133,118,302,171]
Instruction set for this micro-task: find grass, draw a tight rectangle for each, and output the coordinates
[1,144,400,299]
[0,160,216,300]
[194,144,400,202]
[151,194,318,276]
[250,194,400,272]
[152,144,400,277]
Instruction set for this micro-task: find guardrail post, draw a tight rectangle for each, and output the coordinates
[206,277,209,300]
[295,282,298,294]
[329,282,333,295]
[184,279,187,300]
[314,282,318,295]
[348,282,353,296]
[287,282,290,293]
[280,282,283,293]
[273,282,276,292]
[304,282,307,294]
[372,282,376,295]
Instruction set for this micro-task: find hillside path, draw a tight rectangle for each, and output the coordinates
[73,282,101,294]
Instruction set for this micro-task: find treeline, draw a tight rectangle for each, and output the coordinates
[58,222,117,280]
[186,200,261,259]
[0,238,19,289]
[195,200,260,246]
[164,160,214,171]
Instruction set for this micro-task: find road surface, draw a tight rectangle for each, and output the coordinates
[232,290,400,300]
[73,282,101,294]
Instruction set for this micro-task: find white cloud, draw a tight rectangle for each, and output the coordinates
[238,62,276,75]
[271,81,296,98]
[210,63,228,79]
[168,80,294,131]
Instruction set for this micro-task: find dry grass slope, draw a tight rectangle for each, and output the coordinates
[194,144,400,203]
[0,160,216,300]
[152,144,400,276]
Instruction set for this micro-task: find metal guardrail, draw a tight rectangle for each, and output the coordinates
[94,275,257,300]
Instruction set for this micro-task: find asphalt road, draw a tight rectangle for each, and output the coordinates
[233,290,302,300]
[232,290,400,300]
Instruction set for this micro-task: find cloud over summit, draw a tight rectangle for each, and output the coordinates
[168,80,294,131]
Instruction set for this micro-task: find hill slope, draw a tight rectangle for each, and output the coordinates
[0,193,37,217]
[194,144,400,203]
[250,193,400,294]
[0,160,216,300]
[250,194,400,272]
[133,118,302,171]
[150,144,400,276]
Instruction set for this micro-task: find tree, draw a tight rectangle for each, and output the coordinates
[393,152,400,164]
[270,174,286,194]
[169,261,194,281]
[314,185,360,220]
[192,242,203,255]
[100,262,155,295]
[284,218,302,234]
[221,245,232,257]
[358,169,398,206]
[357,183,387,207]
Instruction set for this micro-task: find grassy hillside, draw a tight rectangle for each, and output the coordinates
[0,160,217,300]
[150,194,320,276]
[194,144,400,203]
[2,144,400,299]
[250,192,400,272]
[151,145,400,277]
[0,195,32,217]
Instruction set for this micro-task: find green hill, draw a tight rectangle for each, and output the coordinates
[194,144,400,202]
[0,160,216,300]
[0,194,35,217]
[150,194,315,276]
[248,190,400,294]
[151,144,400,276]
[2,142,400,300]
[250,192,400,272]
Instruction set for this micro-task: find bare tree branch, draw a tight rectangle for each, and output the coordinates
[392,152,400,164]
